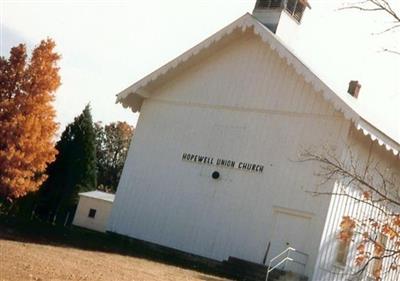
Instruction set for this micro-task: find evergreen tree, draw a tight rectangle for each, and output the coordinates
[38,104,96,223]
[70,104,97,193]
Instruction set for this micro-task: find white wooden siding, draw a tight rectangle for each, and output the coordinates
[73,196,113,233]
[108,32,351,279]
[147,31,339,117]
[313,127,400,281]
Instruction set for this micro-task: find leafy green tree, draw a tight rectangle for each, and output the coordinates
[95,121,133,192]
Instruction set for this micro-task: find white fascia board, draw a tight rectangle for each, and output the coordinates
[115,13,400,157]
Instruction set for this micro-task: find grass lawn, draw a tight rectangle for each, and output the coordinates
[0,216,231,281]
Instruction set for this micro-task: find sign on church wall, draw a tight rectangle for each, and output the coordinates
[182,152,264,173]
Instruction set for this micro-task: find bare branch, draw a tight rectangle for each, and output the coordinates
[299,147,400,280]
[382,48,400,55]
[341,0,400,38]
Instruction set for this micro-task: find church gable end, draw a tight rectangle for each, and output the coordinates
[143,29,339,120]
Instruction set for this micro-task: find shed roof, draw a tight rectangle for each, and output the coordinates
[117,13,400,158]
[79,190,115,203]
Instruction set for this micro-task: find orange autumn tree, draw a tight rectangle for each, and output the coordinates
[0,39,61,200]
[298,2,400,279]
[301,148,400,280]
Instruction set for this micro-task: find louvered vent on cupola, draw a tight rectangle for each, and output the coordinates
[253,0,311,27]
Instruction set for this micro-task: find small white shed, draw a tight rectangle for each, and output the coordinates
[72,190,115,233]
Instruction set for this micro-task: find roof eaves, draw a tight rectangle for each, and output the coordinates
[357,119,400,156]
[116,13,254,106]
[115,12,400,157]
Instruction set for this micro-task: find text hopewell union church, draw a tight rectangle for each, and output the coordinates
[106,1,400,280]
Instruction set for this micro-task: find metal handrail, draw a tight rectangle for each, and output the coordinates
[268,257,293,275]
[293,249,309,259]
[290,259,307,267]
[265,247,308,281]
[269,247,295,264]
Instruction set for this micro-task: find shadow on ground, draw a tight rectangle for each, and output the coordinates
[197,275,232,281]
[0,215,234,281]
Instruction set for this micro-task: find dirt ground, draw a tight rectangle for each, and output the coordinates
[0,238,229,281]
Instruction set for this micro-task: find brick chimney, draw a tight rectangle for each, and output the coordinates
[348,80,361,98]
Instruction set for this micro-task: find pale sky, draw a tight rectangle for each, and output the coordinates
[1,0,399,142]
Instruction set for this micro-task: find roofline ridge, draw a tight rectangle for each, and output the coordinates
[116,13,400,157]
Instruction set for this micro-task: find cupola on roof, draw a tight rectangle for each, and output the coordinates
[253,0,311,46]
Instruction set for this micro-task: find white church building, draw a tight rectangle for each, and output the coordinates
[108,1,400,280]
